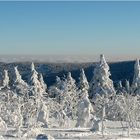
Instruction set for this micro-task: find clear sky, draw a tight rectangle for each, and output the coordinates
[0,1,140,61]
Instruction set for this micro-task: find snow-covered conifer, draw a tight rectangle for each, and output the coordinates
[132,59,140,86]
[78,69,89,98]
[14,66,24,84]
[59,72,78,119]
[90,55,115,123]
[132,59,140,94]
[66,72,76,90]
[116,81,125,95]
[49,76,64,101]
[13,66,29,96]
[55,76,65,90]
[89,54,115,99]
[28,62,42,95]
[27,63,50,128]
[76,93,93,127]
[118,81,123,89]
[125,80,130,93]
[1,70,10,89]
[38,73,47,93]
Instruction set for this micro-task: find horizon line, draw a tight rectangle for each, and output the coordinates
[0,54,138,63]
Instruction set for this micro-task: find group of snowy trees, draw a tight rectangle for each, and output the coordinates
[0,63,49,137]
[0,54,140,136]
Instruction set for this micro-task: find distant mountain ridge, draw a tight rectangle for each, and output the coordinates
[0,61,135,87]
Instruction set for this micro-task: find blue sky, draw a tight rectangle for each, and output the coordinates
[0,1,140,61]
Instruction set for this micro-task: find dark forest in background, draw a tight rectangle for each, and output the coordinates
[0,61,134,88]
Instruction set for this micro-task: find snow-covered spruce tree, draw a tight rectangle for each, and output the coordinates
[132,59,140,95]
[38,73,47,94]
[48,76,74,127]
[12,67,29,129]
[0,69,14,104]
[78,69,89,98]
[22,94,49,129]
[13,66,29,96]
[28,62,42,96]
[116,81,127,95]
[57,109,69,127]
[125,80,130,93]
[1,70,10,89]
[55,76,64,90]
[89,55,116,123]
[76,93,94,128]
[26,63,49,128]
[60,72,78,119]
[33,73,48,127]
[49,76,64,100]
[89,54,115,99]
[118,81,123,89]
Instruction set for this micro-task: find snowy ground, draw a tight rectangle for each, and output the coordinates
[1,121,140,139]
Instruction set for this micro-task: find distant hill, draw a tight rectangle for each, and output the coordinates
[0,61,135,87]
